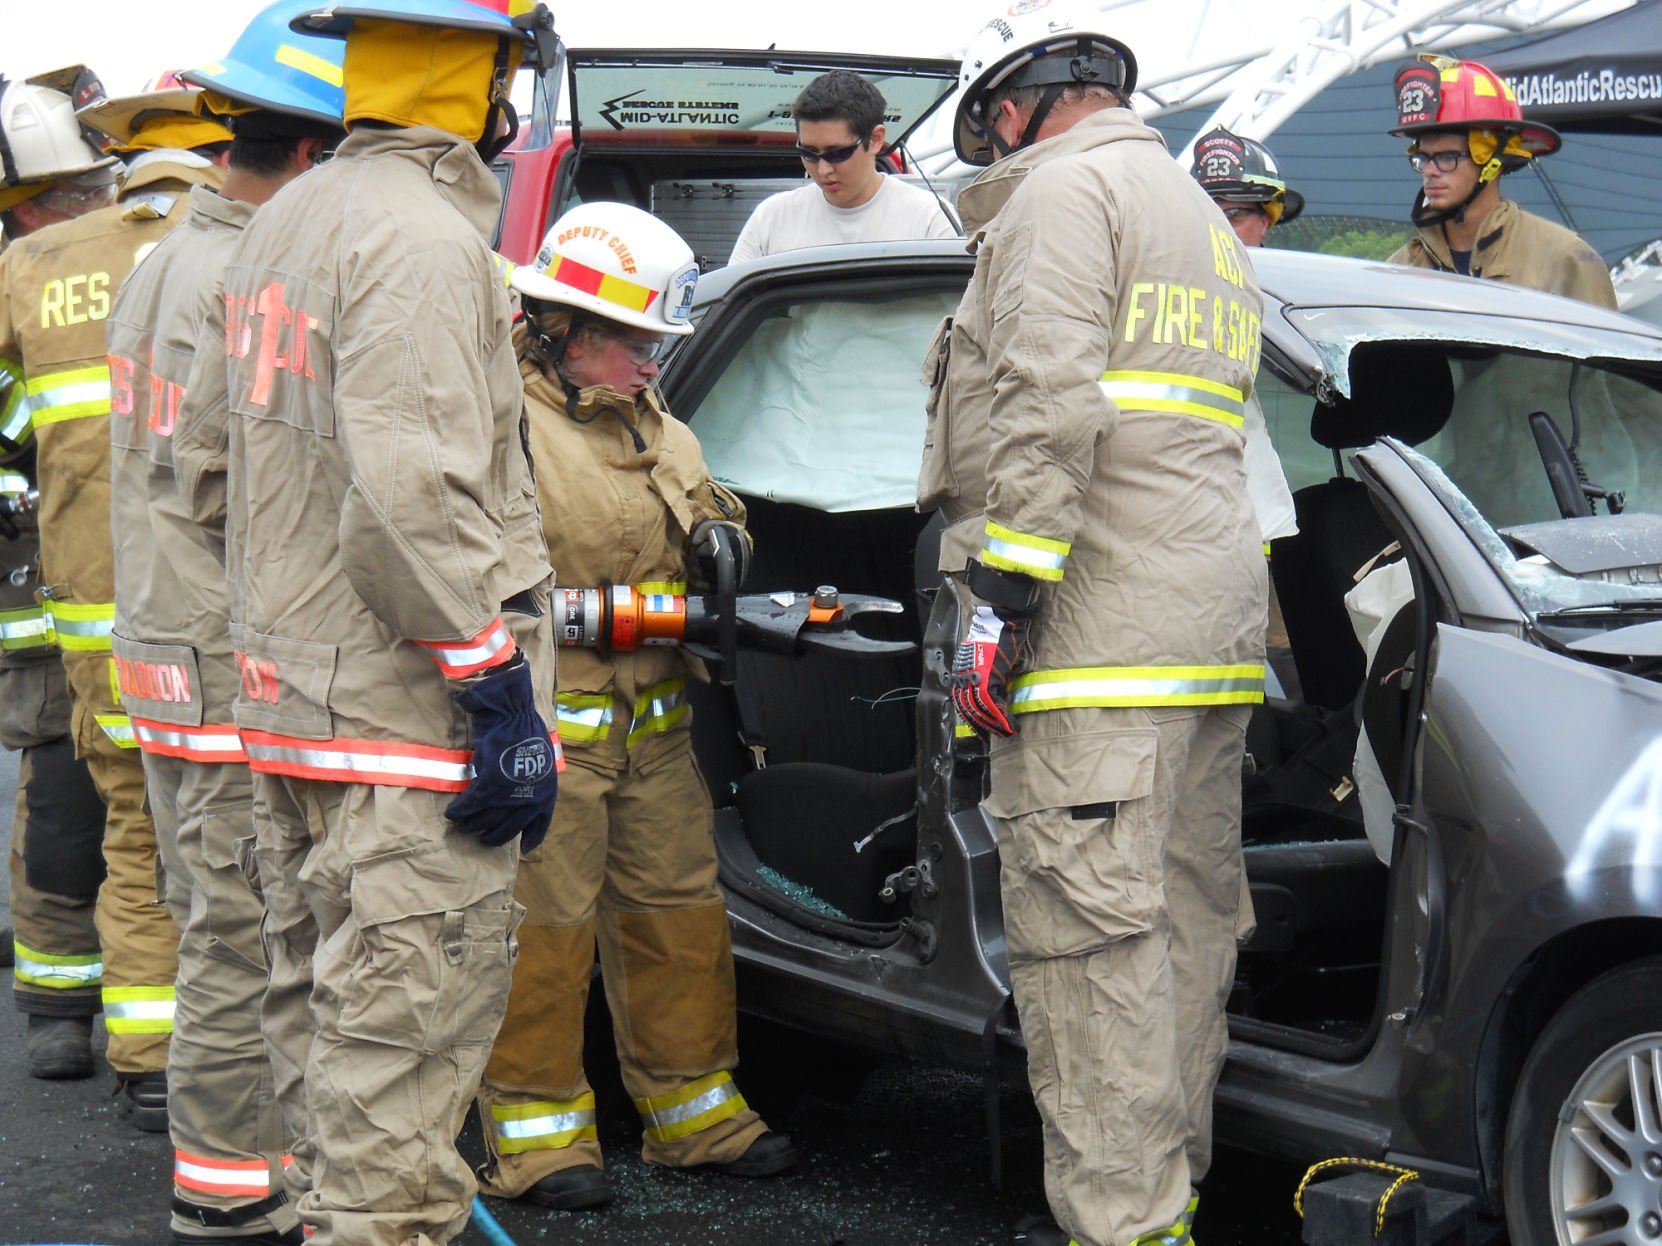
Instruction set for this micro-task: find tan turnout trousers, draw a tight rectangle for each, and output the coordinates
[992,705,1250,1246]
[476,730,763,1194]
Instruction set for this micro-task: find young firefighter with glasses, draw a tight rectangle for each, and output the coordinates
[728,68,958,263]
[1387,53,1615,307]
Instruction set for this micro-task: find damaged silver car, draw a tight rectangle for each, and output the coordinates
[653,240,1662,1246]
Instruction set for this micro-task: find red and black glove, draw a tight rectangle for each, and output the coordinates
[949,604,1027,738]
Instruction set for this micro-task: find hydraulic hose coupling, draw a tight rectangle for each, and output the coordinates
[556,585,688,653]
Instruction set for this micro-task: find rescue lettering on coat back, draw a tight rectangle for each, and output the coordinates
[225,281,319,405]
[109,350,185,441]
[1120,224,1262,371]
[40,272,111,327]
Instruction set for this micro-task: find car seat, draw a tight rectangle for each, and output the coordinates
[1270,343,1453,709]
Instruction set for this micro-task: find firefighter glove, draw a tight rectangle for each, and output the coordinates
[447,653,559,850]
[949,604,1026,738]
[690,519,752,591]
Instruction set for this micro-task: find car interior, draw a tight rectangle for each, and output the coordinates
[676,277,1662,1055]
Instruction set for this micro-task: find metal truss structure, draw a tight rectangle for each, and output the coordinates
[909,0,1634,171]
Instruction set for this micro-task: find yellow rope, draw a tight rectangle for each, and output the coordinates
[1293,1156,1423,1238]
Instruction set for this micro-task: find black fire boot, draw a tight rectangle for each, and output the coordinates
[26,1014,94,1079]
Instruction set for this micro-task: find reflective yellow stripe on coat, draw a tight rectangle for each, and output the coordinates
[102,985,176,1034]
[26,364,111,427]
[555,692,614,745]
[626,676,689,746]
[981,521,1070,582]
[490,1094,599,1155]
[1008,664,1265,712]
[42,599,115,652]
[0,356,31,446]
[1099,369,1246,429]
[635,1071,747,1144]
[0,604,50,651]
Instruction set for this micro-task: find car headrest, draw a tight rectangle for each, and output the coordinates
[1310,342,1454,450]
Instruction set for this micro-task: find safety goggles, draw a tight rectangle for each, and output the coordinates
[1408,150,1472,173]
[796,136,869,166]
[1221,205,1267,223]
[597,331,668,367]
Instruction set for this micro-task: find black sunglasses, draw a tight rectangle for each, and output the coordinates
[795,136,869,166]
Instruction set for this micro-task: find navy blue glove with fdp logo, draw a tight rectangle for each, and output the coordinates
[447,653,560,850]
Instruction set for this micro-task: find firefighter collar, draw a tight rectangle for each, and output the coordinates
[956,107,1162,237]
[333,124,501,243]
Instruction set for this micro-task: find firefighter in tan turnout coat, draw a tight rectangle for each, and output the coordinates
[0,73,117,1084]
[920,7,1266,1245]
[475,203,794,1214]
[174,1,561,1240]
[104,6,345,1239]
[0,79,234,1128]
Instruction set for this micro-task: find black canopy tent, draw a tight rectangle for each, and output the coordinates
[1487,0,1662,134]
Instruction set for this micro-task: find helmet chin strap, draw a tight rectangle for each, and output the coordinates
[1408,181,1485,229]
[980,82,1067,162]
[475,38,520,163]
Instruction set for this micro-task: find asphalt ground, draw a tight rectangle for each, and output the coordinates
[0,744,1321,1246]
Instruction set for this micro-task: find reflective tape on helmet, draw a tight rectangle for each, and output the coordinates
[555,692,613,744]
[1098,370,1246,429]
[1008,664,1266,712]
[981,521,1070,582]
[26,364,111,426]
[635,1071,747,1144]
[103,984,176,1033]
[174,1149,278,1199]
[491,1094,599,1155]
[545,251,660,317]
[275,43,345,88]
[626,676,688,746]
[0,471,29,493]
[132,718,248,764]
[42,599,115,651]
[12,940,102,989]
[411,616,517,679]
[95,713,138,748]
[0,604,50,651]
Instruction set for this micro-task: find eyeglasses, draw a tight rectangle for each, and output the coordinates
[1408,150,1472,173]
[1221,205,1267,223]
[795,136,869,166]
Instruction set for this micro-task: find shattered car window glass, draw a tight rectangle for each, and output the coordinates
[694,291,958,512]
[1398,442,1662,617]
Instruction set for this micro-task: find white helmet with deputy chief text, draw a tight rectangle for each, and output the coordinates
[512,203,699,337]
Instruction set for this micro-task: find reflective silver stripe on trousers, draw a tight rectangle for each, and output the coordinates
[13,952,103,985]
[494,1106,597,1141]
[642,1077,739,1132]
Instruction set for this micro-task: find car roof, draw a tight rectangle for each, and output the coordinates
[696,240,1662,390]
